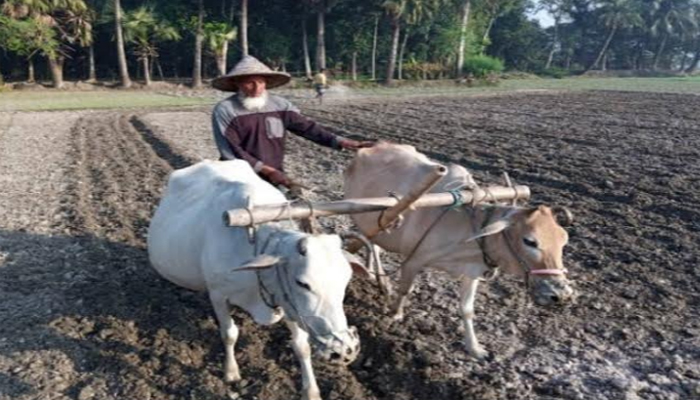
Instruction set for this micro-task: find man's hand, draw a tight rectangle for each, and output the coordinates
[260,165,292,187]
[339,139,375,151]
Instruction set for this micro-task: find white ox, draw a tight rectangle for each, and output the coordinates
[344,142,574,358]
[148,160,360,400]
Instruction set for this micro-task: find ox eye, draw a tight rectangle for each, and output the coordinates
[523,238,539,248]
[296,280,312,291]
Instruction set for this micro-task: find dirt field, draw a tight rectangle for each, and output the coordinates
[1,90,699,400]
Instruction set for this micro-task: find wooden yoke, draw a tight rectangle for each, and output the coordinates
[223,185,531,227]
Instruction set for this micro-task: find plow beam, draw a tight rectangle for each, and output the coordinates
[223,184,531,227]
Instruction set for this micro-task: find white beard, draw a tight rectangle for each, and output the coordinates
[239,91,269,111]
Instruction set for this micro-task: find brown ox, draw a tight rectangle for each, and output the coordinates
[344,142,574,358]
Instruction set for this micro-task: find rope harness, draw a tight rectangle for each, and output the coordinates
[471,206,568,286]
[249,228,352,348]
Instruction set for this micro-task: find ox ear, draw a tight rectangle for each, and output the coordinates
[551,206,574,226]
[232,255,282,272]
[343,250,370,278]
[464,219,512,243]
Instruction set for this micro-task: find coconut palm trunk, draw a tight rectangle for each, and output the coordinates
[652,33,668,71]
[456,0,471,76]
[192,0,204,88]
[385,16,401,84]
[482,16,496,46]
[371,14,379,80]
[27,58,35,83]
[142,56,151,85]
[587,23,618,72]
[217,42,229,76]
[88,44,97,82]
[47,55,64,88]
[545,16,560,69]
[398,27,409,80]
[240,0,248,56]
[351,51,357,81]
[114,0,132,88]
[302,19,312,79]
[685,39,700,73]
[316,10,326,70]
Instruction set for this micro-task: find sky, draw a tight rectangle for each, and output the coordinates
[528,8,555,28]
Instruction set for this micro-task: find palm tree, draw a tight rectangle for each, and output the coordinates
[240,0,248,56]
[205,22,237,76]
[684,2,700,72]
[123,6,180,86]
[478,0,519,52]
[301,16,313,79]
[303,0,341,71]
[113,0,131,87]
[538,0,570,69]
[64,6,95,81]
[2,0,91,88]
[0,14,58,82]
[371,12,379,80]
[650,0,695,70]
[383,0,441,84]
[586,0,643,72]
[455,0,471,75]
[192,0,204,88]
[397,26,410,79]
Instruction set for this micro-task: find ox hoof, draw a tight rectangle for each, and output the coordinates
[303,388,322,400]
[468,347,488,360]
[390,310,405,322]
[224,371,241,383]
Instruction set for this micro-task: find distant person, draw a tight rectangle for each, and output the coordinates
[313,68,328,104]
[211,56,373,191]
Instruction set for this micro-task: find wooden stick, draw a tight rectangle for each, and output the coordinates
[223,185,531,227]
[345,163,447,253]
[375,164,446,233]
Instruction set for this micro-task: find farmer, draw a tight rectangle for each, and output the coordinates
[313,68,328,104]
[212,56,373,190]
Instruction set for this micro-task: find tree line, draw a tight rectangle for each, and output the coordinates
[1,0,699,89]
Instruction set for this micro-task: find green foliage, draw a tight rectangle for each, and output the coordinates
[253,28,292,69]
[402,57,445,78]
[5,0,700,84]
[539,67,570,78]
[462,54,503,77]
[123,6,180,60]
[0,14,60,58]
[204,22,236,56]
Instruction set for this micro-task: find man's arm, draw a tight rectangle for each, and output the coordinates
[212,102,238,160]
[282,104,373,150]
[283,107,343,149]
[223,123,293,187]
[223,123,265,172]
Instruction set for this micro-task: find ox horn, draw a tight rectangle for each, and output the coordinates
[340,231,375,277]
[297,237,308,256]
[552,206,574,226]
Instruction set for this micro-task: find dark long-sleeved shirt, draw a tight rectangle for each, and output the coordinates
[212,94,344,172]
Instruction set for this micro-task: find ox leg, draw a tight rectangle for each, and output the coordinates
[210,293,241,383]
[285,320,321,400]
[459,276,487,358]
[372,245,393,298]
[390,259,421,321]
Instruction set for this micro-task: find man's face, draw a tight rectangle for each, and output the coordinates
[238,76,267,98]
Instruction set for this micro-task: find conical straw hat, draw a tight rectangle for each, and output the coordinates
[212,55,291,92]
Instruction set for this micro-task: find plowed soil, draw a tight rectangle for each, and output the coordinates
[1,90,699,400]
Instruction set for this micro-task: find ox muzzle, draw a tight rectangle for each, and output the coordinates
[530,275,574,306]
[302,316,360,366]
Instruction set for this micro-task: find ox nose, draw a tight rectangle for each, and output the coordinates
[314,326,360,366]
[533,279,574,306]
